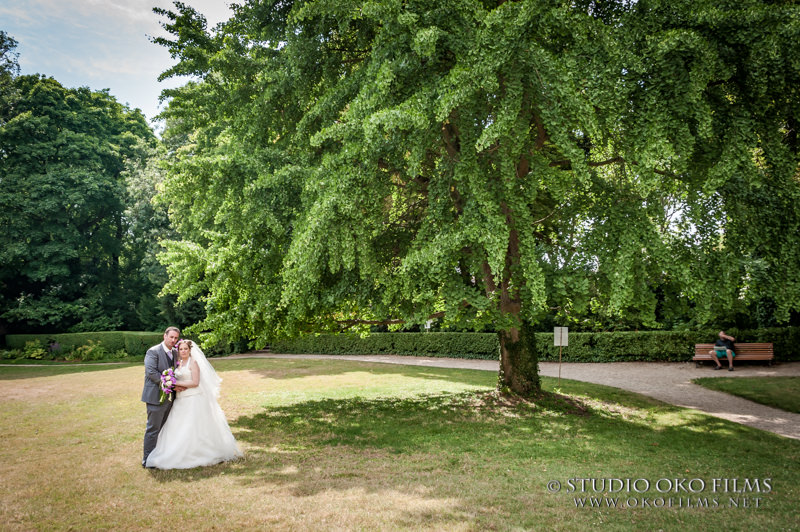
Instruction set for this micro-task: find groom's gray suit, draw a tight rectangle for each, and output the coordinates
[141,342,176,466]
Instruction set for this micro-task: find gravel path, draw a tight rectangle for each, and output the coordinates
[233,353,800,440]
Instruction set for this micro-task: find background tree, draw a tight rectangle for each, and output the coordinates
[0,31,20,136]
[0,72,158,333]
[122,131,206,331]
[0,31,19,88]
[154,0,800,394]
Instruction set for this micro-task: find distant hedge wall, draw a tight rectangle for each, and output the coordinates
[271,327,800,362]
[5,331,163,357]
[6,327,799,362]
[535,331,693,362]
[535,327,799,362]
[271,332,500,359]
[122,332,167,357]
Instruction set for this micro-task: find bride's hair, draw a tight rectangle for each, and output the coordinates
[176,339,194,350]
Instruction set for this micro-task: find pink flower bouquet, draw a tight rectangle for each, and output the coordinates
[159,368,177,403]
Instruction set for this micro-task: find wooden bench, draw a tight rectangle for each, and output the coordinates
[692,343,774,366]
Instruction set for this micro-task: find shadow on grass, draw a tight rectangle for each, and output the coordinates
[142,379,800,530]
[150,387,796,490]
[147,390,590,488]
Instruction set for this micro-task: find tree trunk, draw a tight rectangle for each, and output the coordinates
[481,203,542,396]
[498,321,540,396]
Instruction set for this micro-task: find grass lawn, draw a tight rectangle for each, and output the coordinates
[1,358,796,531]
[692,376,800,414]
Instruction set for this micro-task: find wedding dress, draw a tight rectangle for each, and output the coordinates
[145,343,242,469]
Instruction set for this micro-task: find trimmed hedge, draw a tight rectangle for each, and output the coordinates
[733,326,800,362]
[535,327,800,362]
[6,327,799,362]
[123,332,167,357]
[271,332,500,360]
[270,327,800,363]
[536,331,698,362]
[6,331,163,357]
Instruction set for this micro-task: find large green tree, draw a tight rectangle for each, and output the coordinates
[0,72,158,333]
[0,31,20,128]
[0,31,19,86]
[155,0,800,394]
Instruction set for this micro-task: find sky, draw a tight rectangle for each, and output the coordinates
[1,0,234,128]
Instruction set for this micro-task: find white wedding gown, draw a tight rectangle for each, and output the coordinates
[146,357,242,469]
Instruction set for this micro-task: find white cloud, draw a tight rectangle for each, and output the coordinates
[2,0,234,124]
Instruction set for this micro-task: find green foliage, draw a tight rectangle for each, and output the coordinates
[536,331,700,362]
[272,332,500,359]
[22,340,48,360]
[272,327,800,363]
[152,1,800,393]
[67,340,108,362]
[122,332,166,357]
[0,31,18,71]
[0,72,159,334]
[732,326,800,363]
[0,348,21,360]
[120,140,197,331]
[6,331,163,357]
[536,327,800,362]
[0,31,19,114]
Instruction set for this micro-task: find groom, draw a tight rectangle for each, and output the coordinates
[141,326,180,467]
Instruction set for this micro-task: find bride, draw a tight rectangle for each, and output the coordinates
[145,339,242,469]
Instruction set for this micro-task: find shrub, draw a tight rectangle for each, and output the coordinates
[23,340,49,360]
[48,341,64,358]
[8,333,119,354]
[7,331,165,358]
[67,340,108,362]
[0,349,22,360]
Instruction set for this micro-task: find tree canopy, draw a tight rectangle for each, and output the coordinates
[0,31,19,84]
[154,0,800,393]
[0,70,161,333]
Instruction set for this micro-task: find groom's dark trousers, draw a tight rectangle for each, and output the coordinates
[141,343,175,465]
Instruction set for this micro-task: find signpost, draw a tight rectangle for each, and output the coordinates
[554,327,568,386]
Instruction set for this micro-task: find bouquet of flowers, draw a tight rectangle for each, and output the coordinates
[159,368,177,403]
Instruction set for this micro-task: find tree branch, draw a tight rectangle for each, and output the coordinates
[336,311,447,328]
[548,156,624,169]
[441,113,460,162]
[547,156,679,178]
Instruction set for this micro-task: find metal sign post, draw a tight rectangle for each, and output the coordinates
[553,327,568,386]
